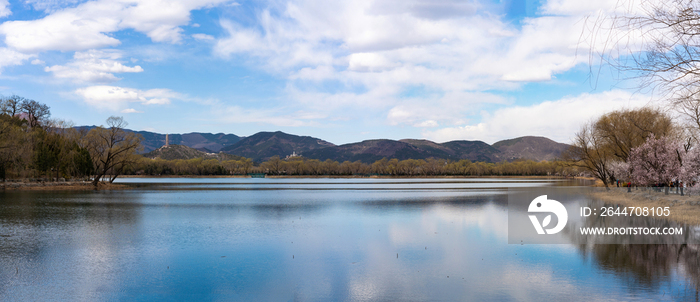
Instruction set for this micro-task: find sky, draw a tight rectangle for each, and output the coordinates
[0,0,657,145]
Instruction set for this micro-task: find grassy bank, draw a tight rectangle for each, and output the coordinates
[591,188,700,225]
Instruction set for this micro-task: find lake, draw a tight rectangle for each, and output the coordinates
[1,178,698,301]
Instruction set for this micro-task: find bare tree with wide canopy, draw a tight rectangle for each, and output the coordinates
[83,116,142,186]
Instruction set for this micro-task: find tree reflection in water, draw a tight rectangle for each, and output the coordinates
[580,243,700,300]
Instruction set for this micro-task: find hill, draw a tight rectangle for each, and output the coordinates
[437,140,500,162]
[200,132,569,164]
[76,126,571,163]
[143,144,245,161]
[74,126,242,153]
[302,139,500,163]
[135,131,241,153]
[303,139,431,163]
[492,136,570,162]
[219,131,335,162]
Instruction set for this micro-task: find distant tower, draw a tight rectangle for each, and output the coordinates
[165,134,169,147]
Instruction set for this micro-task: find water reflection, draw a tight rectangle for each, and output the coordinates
[581,244,700,300]
[0,178,695,301]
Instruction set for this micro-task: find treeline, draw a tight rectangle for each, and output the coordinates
[1,95,142,186]
[125,155,580,177]
[567,107,700,190]
[0,95,92,180]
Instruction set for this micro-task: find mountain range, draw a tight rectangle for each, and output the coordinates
[143,144,245,161]
[115,128,570,163]
[135,131,241,153]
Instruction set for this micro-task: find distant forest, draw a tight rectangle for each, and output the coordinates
[126,154,580,177]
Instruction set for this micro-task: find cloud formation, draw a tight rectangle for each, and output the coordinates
[421,90,653,144]
[0,0,231,52]
[0,0,664,142]
[0,48,35,73]
[208,0,635,134]
[0,0,10,18]
[75,85,180,111]
[45,49,143,83]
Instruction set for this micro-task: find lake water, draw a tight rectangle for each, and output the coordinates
[1,178,699,301]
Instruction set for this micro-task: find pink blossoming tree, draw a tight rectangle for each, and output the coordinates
[628,134,682,187]
[609,160,630,182]
[681,147,700,194]
[628,134,700,194]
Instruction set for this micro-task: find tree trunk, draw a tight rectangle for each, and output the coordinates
[92,168,107,187]
[109,172,120,183]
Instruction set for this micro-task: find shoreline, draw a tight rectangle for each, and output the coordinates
[2,175,584,191]
[118,174,574,179]
[1,181,129,191]
[590,188,700,226]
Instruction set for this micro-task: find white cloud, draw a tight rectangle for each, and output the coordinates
[0,0,231,52]
[192,33,215,41]
[209,0,630,130]
[0,2,121,52]
[214,104,325,127]
[214,19,269,54]
[386,91,508,127]
[22,0,86,12]
[347,53,398,72]
[75,85,181,111]
[31,59,45,65]
[0,48,35,73]
[211,0,594,84]
[413,120,438,128]
[121,108,143,113]
[45,49,143,83]
[0,0,10,18]
[421,90,652,144]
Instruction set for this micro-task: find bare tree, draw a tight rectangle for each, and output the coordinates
[567,123,618,188]
[20,99,50,128]
[0,95,25,117]
[262,156,284,175]
[587,1,700,93]
[83,116,142,186]
[588,0,700,143]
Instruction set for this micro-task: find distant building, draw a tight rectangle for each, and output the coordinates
[285,151,300,160]
[165,134,169,147]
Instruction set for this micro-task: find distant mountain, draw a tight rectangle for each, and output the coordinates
[143,144,245,161]
[220,131,335,162]
[430,140,500,162]
[75,126,241,153]
[76,126,570,163]
[492,136,570,162]
[303,139,432,163]
[302,139,500,163]
[134,131,241,153]
[156,132,568,163]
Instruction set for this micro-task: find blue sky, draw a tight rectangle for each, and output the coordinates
[0,0,653,144]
